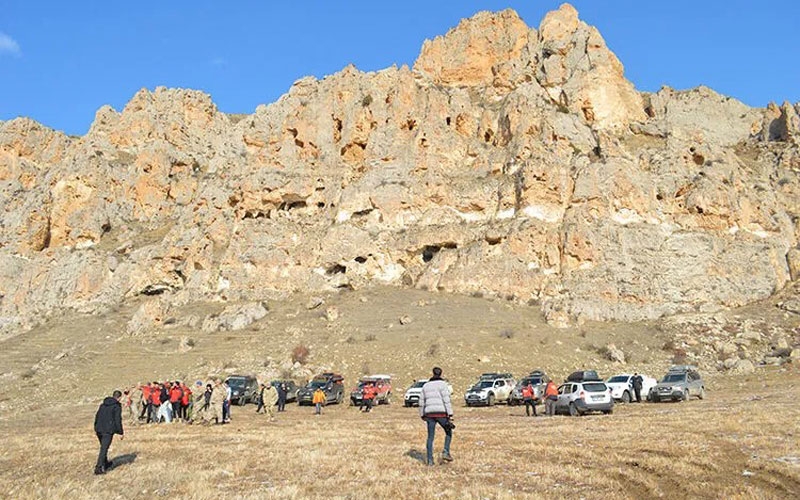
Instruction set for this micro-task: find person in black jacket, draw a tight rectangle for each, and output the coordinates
[94,390,124,475]
[631,373,644,403]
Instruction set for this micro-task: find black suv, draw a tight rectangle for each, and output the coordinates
[225,375,259,405]
[297,373,345,406]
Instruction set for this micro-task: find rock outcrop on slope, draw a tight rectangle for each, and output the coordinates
[2,4,800,334]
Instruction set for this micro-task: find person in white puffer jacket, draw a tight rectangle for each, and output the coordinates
[419,367,454,465]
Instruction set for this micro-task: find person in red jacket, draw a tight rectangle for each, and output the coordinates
[180,382,192,422]
[142,383,153,424]
[151,382,162,423]
[361,383,376,413]
[169,382,183,420]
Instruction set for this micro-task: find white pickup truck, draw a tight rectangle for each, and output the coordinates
[464,373,516,406]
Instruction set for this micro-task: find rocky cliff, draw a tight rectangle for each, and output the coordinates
[2,4,800,335]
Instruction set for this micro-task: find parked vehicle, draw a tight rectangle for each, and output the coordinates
[270,380,299,403]
[350,375,392,406]
[464,373,515,406]
[297,372,345,405]
[606,373,657,403]
[403,378,453,407]
[554,381,614,416]
[650,366,705,402]
[508,370,550,406]
[225,375,259,405]
[565,370,602,383]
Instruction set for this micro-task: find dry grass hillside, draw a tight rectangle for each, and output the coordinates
[0,288,799,499]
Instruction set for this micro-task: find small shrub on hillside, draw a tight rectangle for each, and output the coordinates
[499,329,515,340]
[21,368,36,380]
[671,348,688,365]
[427,343,440,357]
[291,344,310,365]
[345,336,356,344]
[364,334,377,342]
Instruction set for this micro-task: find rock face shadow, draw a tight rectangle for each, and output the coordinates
[110,452,137,470]
[405,449,427,464]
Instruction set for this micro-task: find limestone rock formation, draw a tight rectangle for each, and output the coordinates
[2,4,800,335]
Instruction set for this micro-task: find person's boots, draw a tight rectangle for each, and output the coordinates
[442,452,454,462]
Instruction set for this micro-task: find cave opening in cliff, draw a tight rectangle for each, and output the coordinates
[326,264,347,275]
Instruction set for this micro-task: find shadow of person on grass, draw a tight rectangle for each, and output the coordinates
[109,453,137,471]
[404,449,427,464]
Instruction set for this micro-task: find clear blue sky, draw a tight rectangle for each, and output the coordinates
[1,1,798,136]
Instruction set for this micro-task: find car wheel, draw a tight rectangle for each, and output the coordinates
[336,392,343,405]
[385,392,391,405]
[683,389,690,402]
[238,398,246,406]
[603,409,613,415]
[621,391,631,404]
[568,402,579,417]
[698,387,705,400]
[487,393,495,407]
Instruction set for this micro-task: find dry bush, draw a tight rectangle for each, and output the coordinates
[427,343,439,357]
[291,344,310,364]
[672,348,688,364]
[499,329,515,339]
[20,368,36,380]
[364,334,377,342]
[345,336,356,344]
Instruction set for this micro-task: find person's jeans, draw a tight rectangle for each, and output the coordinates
[278,398,286,412]
[95,433,114,471]
[634,387,642,403]
[425,417,452,464]
[222,401,230,421]
[315,403,322,415]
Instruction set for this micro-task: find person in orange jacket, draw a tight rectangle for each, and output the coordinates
[361,383,376,413]
[169,382,183,420]
[544,380,559,416]
[312,387,326,415]
[522,382,537,417]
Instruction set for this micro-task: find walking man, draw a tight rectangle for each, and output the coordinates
[522,382,537,417]
[631,373,644,403]
[128,384,143,425]
[211,380,227,424]
[312,387,326,415]
[277,383,288,412]
[360,383,376,413]
[93,390,124,475]
[264,383,278,420]
[544,379,558,416]
[419,366,453,465]
[256,384,267,414]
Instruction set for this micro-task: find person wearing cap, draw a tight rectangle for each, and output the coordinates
[419,366,454,465]
[93,390,124,475]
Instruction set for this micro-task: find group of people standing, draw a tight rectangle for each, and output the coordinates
[122,379,233,426]
[255,382,290,419]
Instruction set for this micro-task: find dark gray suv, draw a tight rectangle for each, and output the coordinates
[650,366,705,402]
[225,375,259,405]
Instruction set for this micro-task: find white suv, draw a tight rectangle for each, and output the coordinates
[606,374,657,403]
[554,381,614,416]
[464,374,515,406]
[403,379,453,407]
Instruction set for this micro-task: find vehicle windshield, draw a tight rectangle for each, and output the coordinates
[584,383,607,392]
[662,373,686,383]
[412,381,427,388]
[474,381,493,390]
[607,376,629,383]
[308,380,328,389]
[226,378,246,388]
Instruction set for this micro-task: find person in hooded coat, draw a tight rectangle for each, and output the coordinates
[93,390,124,475]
